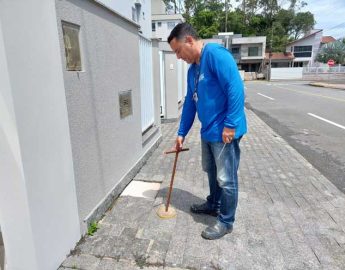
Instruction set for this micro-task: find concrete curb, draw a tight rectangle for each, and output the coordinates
[309,82,345,90]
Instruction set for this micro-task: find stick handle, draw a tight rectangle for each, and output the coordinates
[164,148,189,154]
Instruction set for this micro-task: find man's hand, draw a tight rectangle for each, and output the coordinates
[222,127,235,144]
[174,136,185,152]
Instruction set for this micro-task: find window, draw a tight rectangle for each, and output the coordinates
[157,22,162,27]
[231,47,240,54]
[167,22,176,29]
[293,45,312,57]
[248,47,259,56]
[152,22,156,32]
[62,22,82,71]
[132,7,137,22]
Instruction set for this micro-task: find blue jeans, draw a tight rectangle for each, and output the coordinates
[201,138,241,228]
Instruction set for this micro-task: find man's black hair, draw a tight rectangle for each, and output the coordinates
[167,22,199,44]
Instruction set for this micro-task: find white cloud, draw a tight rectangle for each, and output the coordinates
[302,0,345,38]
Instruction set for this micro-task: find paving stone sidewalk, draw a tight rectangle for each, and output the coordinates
[59,109,345,270]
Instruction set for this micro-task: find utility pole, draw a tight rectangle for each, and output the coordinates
[225,0,228,32]
[268,0,273,81]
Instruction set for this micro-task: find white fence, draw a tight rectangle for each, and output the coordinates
[271,67,303,80]
[303,66,345,74]
[139,35,154,132]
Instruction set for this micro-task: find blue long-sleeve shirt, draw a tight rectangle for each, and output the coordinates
[178,43,247,142]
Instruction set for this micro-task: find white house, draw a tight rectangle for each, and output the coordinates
[0,0,161,269]
[151,0,188,120]
[212,33,266,72]
[286,29,323,67]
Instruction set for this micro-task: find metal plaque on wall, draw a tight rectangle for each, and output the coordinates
[119,90,133,119]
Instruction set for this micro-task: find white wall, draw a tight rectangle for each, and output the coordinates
[98,0,152,38]
[271,67,303,80]
[0,1,81,269]
[152,0,166,14]
[0,18,38,270]
[152,19,180,41]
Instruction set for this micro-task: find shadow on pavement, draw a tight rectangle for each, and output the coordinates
[144,187,216,226]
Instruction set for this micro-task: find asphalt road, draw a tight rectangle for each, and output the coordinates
[244,80,345,194]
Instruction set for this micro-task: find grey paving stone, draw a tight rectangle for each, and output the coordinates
[59,110,345,270]
[62,254,100,269]
[146,239,170,265]
[77,235,110,257]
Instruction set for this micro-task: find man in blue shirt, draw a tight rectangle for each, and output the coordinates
[168,23,247,240]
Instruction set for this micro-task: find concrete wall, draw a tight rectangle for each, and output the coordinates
[240,43,265,59]
[0,1,81,269]
[271,67,303,80]
[55,0,156,230]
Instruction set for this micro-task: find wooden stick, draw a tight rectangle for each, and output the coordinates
[164,148,189,154]
[164,148,189,211]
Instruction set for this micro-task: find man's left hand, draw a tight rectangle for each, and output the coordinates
[222,127,235,144]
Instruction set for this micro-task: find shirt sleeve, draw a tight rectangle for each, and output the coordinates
[177,68,196,137]
[208,47,244,129]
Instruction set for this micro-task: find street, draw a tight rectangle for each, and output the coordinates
[245,81,345,194]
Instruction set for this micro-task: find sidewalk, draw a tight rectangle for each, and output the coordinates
[59,109,345,270]
[309,82,345,90]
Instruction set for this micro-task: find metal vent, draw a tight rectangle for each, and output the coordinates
[119,90,133,119]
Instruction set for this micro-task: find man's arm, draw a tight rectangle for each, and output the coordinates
[208,47,245,141]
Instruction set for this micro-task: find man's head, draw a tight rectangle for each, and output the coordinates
[168,23,202,64]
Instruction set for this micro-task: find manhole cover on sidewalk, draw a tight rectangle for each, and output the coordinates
[121,180,160,200]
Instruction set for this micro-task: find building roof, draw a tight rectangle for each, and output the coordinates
[286,29,323,45]
[265,52,294,60]
[92,0,140,28]
[232,36,266,44]
[152,14,184,21]
[321,36,336,43]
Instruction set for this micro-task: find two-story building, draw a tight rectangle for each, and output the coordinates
[286,29,323,67]
[211,33,266,72]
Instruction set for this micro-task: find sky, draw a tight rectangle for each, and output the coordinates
[97,0,345,39]
[301,0,345,39]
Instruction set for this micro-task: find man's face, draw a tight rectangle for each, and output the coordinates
[169,36,195,64]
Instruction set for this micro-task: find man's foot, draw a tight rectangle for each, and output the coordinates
[190,202,220,217]
[201,221,233,240]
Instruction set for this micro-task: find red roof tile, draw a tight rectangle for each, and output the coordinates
[321,36,336,43]
[265,52,295,60]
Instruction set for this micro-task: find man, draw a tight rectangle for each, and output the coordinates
[168,23,247,240]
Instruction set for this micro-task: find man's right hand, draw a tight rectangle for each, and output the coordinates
[174,136,184,152]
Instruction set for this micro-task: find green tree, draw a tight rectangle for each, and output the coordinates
[181,0,315,51]
[290,11,315,39]
[163,0,184,14]
[316,40,345,65]
[183,0,224,38]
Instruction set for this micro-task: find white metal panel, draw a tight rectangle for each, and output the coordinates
[177,59,183,102]
[159,51,166,117]
[271,67,303,80]
[139,36,154,131]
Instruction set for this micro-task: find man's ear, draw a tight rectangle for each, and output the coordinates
[185,35,194,45]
